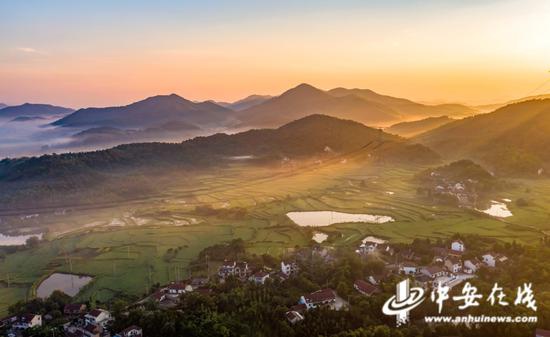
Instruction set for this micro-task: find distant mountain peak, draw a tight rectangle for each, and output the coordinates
[0,103,74,118]
[52,93,234,129]
[140,93,188,103]
[281,83,324,97]
[295,83,317,90]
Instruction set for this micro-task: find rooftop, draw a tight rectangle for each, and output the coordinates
[304,288,336,304]
[354,279,380,295]
[87,309,104,318]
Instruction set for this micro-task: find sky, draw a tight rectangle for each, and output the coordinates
[1,0,550,108]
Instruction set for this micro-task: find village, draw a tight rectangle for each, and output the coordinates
[1,232,524,337]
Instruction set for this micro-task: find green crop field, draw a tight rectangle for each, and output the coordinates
[1,159,549,316]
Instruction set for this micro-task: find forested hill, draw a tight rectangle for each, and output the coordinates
[414,99,550,176]
[0,114,438,182]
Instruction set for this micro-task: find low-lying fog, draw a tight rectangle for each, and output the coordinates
[0,116,228,158]
[0,115,73,158]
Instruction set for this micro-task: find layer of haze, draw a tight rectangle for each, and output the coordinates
[1,0,549,108]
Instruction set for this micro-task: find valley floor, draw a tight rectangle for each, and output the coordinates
[1,158,549,316]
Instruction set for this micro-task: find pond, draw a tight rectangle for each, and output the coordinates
[361,236,387,245]
[479,200,513,218]
[312,232,328,243]
[0,233,43,246]
[37,273,93,298]
[287,211,395,227]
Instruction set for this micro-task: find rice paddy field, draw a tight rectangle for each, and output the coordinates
[1,158,550,315]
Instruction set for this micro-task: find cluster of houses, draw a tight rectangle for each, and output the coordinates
[212,257,330,326]
[356,237,509,291]
[63,308,113,337]
[149,276,212,306]
[209,252,364,326]
[406,240,509,290]
[1,306,141,337]
[146,258,301,309]
[418,240,508,290]
[426,171,480,206]
[0,238,516,334]
[216,259,299,284]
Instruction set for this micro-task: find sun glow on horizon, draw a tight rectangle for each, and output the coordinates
[1,0,549,108]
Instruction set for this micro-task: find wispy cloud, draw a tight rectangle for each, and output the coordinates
[15,47,47,55]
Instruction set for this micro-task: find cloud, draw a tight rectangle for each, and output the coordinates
[15,47,47,55]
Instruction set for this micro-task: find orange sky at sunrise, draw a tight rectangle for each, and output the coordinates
[1,0,549,108]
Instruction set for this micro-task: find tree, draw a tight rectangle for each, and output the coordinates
[26,235,40,248]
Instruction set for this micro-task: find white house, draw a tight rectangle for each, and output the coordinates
[12,314,42,330]
[166,282,193,295]
[400,263,418,275]
[357,242,377,255]
[444,256,462,273]
[85,309,111,328]
[281,261,299,276]
[482,253,508,268]
[299,288,337,310]
[250,271,270,285]
[218,260,249,278]
[464,259,481,274]
[451,239,465,252]
[367,275,381,285]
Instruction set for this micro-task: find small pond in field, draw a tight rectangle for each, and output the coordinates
[361,236,387,245]
[312,232,328,243]
[287,211,394,227]
[37,273,93,298]
[0,233,43,246]
[478,200,513,218]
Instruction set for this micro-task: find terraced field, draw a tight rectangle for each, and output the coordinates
[1,158,549,315]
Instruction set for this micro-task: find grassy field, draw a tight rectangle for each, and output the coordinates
[1,158,549,316]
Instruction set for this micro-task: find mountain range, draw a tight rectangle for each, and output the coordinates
[0,103,74,118]
[235,84,476,128]
[235,84,402,128]
[0,103,7,109]
[52,94,236,129]
[386,116,455,137]
[48,84,479,132]
[327,88,476,118]
[415,98,550,176]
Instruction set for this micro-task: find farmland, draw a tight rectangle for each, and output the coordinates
[1,158,549,316]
